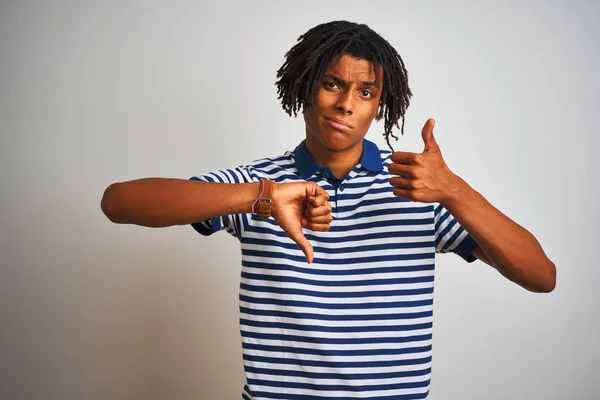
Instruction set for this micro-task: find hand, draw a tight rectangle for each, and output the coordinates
[271,182,331,263]
[389,118,460,204]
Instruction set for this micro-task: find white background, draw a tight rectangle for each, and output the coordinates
[1,1,598,399]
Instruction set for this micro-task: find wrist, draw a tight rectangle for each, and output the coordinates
[271,182,279,209]
[251,179,275,218]
[441,174,471,209]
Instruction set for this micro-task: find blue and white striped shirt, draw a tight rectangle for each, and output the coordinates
[190,139,477,400]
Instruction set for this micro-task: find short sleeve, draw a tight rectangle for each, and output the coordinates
[434,202,478,263]
[188,166,260,239]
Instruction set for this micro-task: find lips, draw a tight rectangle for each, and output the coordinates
[324,116,352,131]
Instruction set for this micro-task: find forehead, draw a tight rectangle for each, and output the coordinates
[326,54,383,83]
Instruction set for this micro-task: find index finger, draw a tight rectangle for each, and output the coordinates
[390,151,418,165]
[308,190,329,207]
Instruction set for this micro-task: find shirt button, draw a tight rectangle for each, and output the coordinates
[339,186,344,192]
[322,173,329,179]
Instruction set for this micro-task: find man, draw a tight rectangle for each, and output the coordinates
[101,20,555,400]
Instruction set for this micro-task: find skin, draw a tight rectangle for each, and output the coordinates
[296,53,556,292]
[270,54,384,262]
[101,53,556,289]
[389,119,556,292]
[302,54,384,179]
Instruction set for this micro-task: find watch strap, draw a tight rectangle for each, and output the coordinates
[253,179,274,218]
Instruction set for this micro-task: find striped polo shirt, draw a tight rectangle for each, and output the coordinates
[190,138,477,400]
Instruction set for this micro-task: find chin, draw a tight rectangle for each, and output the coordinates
[319,134,359,152]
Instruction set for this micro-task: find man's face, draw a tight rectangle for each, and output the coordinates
[303,53,383,154]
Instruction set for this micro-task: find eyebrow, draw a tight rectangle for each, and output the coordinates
[323,73,379,88]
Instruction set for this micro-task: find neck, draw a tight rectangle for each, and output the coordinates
[305,137,363,179]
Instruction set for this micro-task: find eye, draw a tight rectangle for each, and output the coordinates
[324,81,338,89]
[361,89,373,98]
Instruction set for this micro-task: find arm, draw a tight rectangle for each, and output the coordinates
[389,119,556,293]
[100,178,332,263]
[101,178,260,228]
[443,177,556,293]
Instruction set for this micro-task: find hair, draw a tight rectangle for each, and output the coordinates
[276,20,412,151]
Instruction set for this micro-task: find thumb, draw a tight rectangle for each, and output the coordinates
[422,118,440,153]
[289,231,314,264]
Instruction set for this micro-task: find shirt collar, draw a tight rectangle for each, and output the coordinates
[294,138,383,180]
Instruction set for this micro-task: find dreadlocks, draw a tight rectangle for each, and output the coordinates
[276,20,412,152]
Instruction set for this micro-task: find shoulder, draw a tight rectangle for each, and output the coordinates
[246,151,296,170]
[379,149,394,174]
[242,150,300,182]
[380,149,393,163]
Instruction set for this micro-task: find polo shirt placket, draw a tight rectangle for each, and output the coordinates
[190,139,478,400]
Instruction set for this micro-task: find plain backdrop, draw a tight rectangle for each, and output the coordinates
[1,1,599,399]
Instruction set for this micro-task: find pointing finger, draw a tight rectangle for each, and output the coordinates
[308,192,330,207]
[390,151,419,165]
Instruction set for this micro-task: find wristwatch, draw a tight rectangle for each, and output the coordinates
[253,179,275,218]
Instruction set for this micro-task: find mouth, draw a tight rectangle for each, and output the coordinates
[324,116,352,131]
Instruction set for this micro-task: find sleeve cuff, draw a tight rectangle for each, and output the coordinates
[454,234,478,263]
[188,176,222,236]
[190,216,222,236]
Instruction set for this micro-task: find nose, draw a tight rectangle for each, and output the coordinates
[335,90,353,115]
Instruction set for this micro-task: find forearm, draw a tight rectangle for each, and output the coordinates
[443,176,556,293]
[101,178,259,227]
